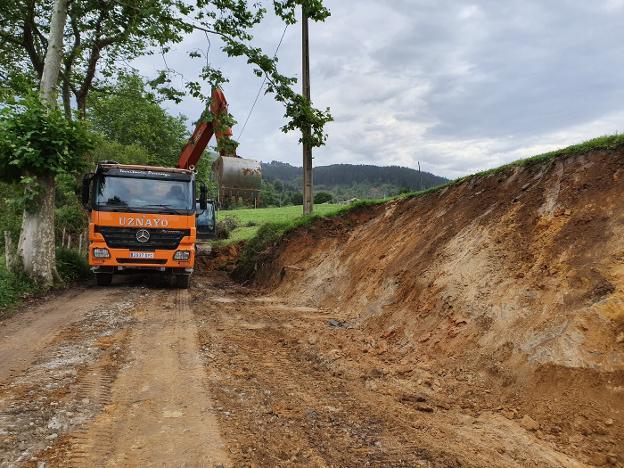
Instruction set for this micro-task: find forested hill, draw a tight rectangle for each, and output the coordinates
[262,161,449,192]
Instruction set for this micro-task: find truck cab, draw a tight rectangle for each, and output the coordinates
[82,162,208,288]
[196,200,216,240]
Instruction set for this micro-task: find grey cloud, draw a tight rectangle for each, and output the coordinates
[143,0,624,179]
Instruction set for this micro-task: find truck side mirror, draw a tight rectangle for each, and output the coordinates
[82,173,94,210]
[199,183,208,210]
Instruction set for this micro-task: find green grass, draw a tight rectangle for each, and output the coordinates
[217,204,343,243]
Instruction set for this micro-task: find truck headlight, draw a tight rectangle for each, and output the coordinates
[93,248,110,258]
[174,250,191,261]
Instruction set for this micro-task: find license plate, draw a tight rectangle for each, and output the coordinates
[130,252,155,259]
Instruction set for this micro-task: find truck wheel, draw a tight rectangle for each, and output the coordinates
[95,273,113,286]
[175,275,191,289]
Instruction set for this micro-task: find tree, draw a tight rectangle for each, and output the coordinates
[88,72,188,167]
[0,98,92,284]
[0,0,188,119]
[0,0,333,144]
[12,0,69,285]
[314,191,333,204]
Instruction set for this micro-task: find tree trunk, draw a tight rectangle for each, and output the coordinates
[17,0,68,286]
[17,175,58,285]
[40,0,68,104]
[76,93,87,120]
[62,75,72,120]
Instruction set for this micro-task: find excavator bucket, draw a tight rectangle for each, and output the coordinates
[177,87,263,208]
[212,156,262,208]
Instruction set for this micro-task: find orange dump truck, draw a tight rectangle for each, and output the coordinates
[82,87,260,289]
[82,163,209,288]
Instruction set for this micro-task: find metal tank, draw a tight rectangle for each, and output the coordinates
[212,156,262,208]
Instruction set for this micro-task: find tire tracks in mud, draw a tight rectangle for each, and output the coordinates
[1,284,229,467]
[0,288,138,466]
[192,272,589,468]
[54,288,229,467]
[0,288,126,382]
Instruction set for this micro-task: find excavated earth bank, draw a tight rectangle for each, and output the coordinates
[244,149,624,464]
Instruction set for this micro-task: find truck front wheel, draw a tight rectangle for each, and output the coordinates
[175,274,191,289]
[95,273,113,286]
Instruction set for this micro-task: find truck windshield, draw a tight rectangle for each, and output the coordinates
[95,176,194,214]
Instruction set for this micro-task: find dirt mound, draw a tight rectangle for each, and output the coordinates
[256,149,624,370]
[196,242,242,272]
[248,148,624,462]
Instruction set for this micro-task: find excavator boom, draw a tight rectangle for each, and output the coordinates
[177,87,261,208]
[177,87,233,170]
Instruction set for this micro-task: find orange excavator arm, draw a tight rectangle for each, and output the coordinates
[177,87,234,170]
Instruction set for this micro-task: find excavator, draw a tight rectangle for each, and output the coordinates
[82,87,261,288]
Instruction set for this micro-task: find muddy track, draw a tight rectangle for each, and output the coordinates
[0,283,228,467]
[0,270,620,466]
[192,272,593,467]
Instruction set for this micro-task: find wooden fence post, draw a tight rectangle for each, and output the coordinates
[4,231,15,271]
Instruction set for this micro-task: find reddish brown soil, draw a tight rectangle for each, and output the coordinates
[236,149,624,465]
[197,242,242,272]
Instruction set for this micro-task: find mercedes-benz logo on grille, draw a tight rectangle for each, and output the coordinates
[136,229,150,243]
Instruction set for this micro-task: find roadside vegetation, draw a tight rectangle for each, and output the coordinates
[0,247,88,316]
[217,204,343,242]
[424,133,624,196]
[0,262,38,316]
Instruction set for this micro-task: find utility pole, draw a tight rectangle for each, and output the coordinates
[302,5,313,215]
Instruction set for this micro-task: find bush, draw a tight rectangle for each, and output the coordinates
[56,248,91,282]
[216,216,239,239]
[291,192,303,205]
[314,191,334,204]
[0,182,22,250]
[236,222,289,277]
[0,262,39,312]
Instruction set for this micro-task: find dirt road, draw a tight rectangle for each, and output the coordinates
[2,271,617,466]
[0,281,228,467]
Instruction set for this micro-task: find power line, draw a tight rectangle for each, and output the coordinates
[237,25,288,141]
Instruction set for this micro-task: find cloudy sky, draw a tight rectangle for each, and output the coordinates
[134,0,624,179]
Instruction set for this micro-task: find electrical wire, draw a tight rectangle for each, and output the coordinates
[237,24,288,141]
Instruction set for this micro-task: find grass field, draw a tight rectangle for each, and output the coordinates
[217,204,343,242]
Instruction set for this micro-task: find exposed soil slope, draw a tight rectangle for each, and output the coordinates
[248,148,624,464]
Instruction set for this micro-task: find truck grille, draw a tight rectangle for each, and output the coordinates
[96,226,190,251]
[116,258,168,265]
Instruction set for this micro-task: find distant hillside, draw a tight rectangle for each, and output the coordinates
[261,161,448,201]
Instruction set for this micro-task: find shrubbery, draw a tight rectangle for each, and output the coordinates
[0,262,38,313]
[216,216,239,239]
[56,248,91,282]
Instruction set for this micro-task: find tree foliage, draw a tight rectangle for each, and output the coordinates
[88,72,188,167]
[0,0,188,117]
[0,95,93,183]
[314,191,333,204]
[0,0,333,147]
